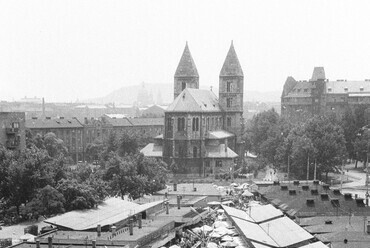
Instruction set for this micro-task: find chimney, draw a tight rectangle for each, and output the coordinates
[42,98,45,117]
[92,240,96,248]
[48,237,52,248]
[177,195,181,209]
[165,201,169,214]
[280,185,288,191]
[111,225,116,236]
[138,213,142,229]
[97,224,101,237]
[32,117,38,120]
[173,183,177,191]
[59,116,64,119]
[129,219,134,236]
[46,117,51,120]
[35,238,40,248]
[293,180,299,186]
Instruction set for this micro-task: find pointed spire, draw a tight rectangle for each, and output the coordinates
[175,42,199,77]
[220,41,243,77]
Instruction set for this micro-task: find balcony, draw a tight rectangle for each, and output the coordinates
[6,140,19,149]
[5,128,19,134]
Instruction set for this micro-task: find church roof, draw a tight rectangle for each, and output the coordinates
[220,41,243,77]
[174,42,199,78]
[205,144,238,158]
[166,88,221,112]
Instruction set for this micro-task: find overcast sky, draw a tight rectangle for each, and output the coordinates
[1,0,370,102]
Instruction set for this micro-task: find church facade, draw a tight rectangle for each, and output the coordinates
[141,42,245,177]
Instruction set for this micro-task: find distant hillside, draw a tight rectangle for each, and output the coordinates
[85,83,281,105]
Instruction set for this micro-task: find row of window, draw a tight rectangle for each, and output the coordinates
[172,116,232,132]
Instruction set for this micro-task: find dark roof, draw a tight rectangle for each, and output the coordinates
[310,67,325,81]
[129,118,164,126]
[259,184,370,217]
[174,42,199,78]
[105,117,132,127]
[284,80,315,98]
[26,118,83,129]
[166,88,221,112]
[220,41,243,77]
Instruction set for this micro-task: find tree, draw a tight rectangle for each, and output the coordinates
[56,179,98,211]
[85,140,104,163]
[118,132,138,156]
[43,132,68,158]
[26,185,65,217]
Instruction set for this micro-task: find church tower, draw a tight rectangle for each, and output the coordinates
[219,41,244,137]
[174,42,199,99]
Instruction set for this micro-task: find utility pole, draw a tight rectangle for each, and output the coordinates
[306,155,310,183]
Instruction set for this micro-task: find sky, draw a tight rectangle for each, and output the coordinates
[1,0,370,102]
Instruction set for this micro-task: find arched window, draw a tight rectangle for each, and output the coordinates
[193,146,198,158]
[192,117,199,131]
[178,117,185,131]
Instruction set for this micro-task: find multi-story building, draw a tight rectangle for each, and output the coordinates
[26,117,84,162]
[141,42,245,177]
[0,112,26,151]
[26,116,164,163]
[281,67,370,118]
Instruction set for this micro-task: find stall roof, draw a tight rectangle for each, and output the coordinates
[45,198,162,231]
[299,242,329,248]
[222,204,283,224]
[259,216,313,247]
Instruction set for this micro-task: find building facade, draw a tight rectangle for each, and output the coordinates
[281,67,370,118]
[26,116,164,163]
[0,112,26,151]
[141,42,245,177]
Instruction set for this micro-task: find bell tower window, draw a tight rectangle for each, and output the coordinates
[182,82,186,91]
[227,81,232,92]
[227,98,232,108]
[227,117,232,127]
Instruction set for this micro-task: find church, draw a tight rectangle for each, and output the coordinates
[141,42,245,177]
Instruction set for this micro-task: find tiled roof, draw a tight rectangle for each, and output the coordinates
[326,80,370,94]
[129,118,164,126]
[220,42,243,77]
[140,143,163,157]
[26,118,83,129]
[310,67,326,81]
[259,184,370,217]
[205,144,238,158]
[105,117,133,127]
[174,42,199,77]
[166,88,221,112]
[285,81,315,97]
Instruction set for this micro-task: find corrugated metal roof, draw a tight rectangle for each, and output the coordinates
[205,144,238,158]
[140,143,163,157]
[259,216,313,247]
[26,118,83,129]
[45,198,162,231]
[166,88,221,112]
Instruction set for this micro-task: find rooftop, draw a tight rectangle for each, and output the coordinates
[174,42,199,78]
[26,118,83,129]
[140,143,163,157]
[44,198,163,231]
[205,144,238,158]
[166,88,221,112]
[220,41,243,77]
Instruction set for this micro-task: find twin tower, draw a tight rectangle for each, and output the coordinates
[173,41,244,115]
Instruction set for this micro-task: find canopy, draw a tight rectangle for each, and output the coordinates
[242,190,253,197]
[208,201,222,206]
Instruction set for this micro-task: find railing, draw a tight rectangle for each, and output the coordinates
[5,128,19,134]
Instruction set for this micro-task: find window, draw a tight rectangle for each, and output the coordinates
[360,87,364,92]
[178,117,185,131]
[216,160,222,167]
[327,87,332,92]
[297,89,301,93]
[12,122,19,128]
[192,117,199,131]
[193,146,198,158]
[227,81,232,92]
[227,117,232,127]
[227,98,232,108]
[207,117,210,130]
[182,82,186,91]
[344,87,348,92]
